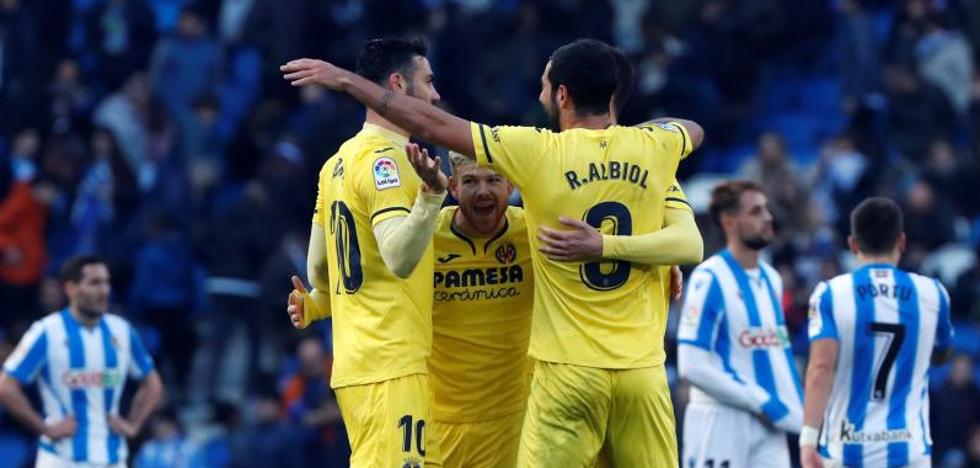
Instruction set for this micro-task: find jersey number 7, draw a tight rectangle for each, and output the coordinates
[868,322,906,401]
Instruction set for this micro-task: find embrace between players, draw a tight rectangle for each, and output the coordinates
[280,37,954,468]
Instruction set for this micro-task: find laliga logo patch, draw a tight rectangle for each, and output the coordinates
[495,243,517,264]
[373,157,401,190]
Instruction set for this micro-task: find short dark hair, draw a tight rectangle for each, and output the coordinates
[709,180,765,228]
[355,37,428,86]
[59,255,107,284]
[850,197,904,255]
[608,45,634,116]
[548,39,619,116]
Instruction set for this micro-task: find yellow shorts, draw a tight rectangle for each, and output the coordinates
[335,373,441,467]
[518,361,677,468]
[429,411,524,468]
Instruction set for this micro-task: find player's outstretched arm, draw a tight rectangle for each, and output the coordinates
[537,206,703,265]
[110,370,164,439]
[0,372,76,439]
[281,59,476,158]
[800,339,838,468]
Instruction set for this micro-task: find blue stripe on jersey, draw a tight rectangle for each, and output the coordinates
[130,328,154,376]
[933,279,953,350]
[845,267,876,467]
[887,270,919,467]
[99,320,121,465]
[720,251,784,420]
[715,314,742,383]
[8,332,47,383]
[62,309,89,462]
[759,268,804,402]
[812,283,839,340]
[40,363,69,415]
[687,271,724,350]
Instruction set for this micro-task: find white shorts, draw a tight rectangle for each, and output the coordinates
[820,456,931,468]
[682,402,789,468]
[35,449,126,468]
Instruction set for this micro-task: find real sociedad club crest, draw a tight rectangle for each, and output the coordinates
[495,242,517,264]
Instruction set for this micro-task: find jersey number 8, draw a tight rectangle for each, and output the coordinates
[580,201,632,291]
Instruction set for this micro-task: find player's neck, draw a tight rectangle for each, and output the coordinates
[727,242,761,270]
[453,209,506,239]
[68,305,102,328]
[365,110,410,139]
[856,252,899,267]
[561,111,613,131]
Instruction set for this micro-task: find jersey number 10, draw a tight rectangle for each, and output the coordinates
[331,201,363,293]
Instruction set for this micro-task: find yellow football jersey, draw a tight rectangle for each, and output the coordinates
[469,122,693,368]
[429,206,534,422]
[647,180,693,366]
[312,123,434,388]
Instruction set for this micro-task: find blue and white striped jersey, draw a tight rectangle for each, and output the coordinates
[808,264,954,467]
[678,250,804,429]
[2,308,155,465]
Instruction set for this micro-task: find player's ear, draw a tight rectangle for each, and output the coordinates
[847,235,859,255]
[896,233,907,255]
[386,72,406,93]
[556,85,571,110]
[449,176,460,199]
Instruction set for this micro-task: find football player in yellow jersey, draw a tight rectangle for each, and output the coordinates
[284,38,448,468]
[282,38,704,467]
[427,152,533,468]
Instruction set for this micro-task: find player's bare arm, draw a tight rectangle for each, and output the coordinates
[0,372,76,440]
[110,370,164,439]
[800,338,839,468]
[281,59,475,158]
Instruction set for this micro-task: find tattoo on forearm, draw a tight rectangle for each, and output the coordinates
[379,91,396,115]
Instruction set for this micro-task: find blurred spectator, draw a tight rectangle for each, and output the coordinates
[149,6,220,116]
[94,72,152,172]
[230,384,300,468]
[932,354,980,467]
[196,181,276,400]
[47,59,95,136]
[135,406,194,468]
[837,0,880,114]
[916,17,974,116]
[83,0,156,91]
[884,64,956,161]
[218,0,255,45]
[0,0,43,133]
[902,180,958,269]
[282,336,346,466]
[0,129,48,326]
[739,132,813,241]
[922,139,980,218]
[129,212,203,398]
[809,134,872,233]
[966,425,980,468]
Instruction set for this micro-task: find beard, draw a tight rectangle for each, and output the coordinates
[741,234,771,251]
[546,94,561,132]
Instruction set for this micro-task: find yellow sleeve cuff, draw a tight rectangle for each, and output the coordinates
[301,288,332,327]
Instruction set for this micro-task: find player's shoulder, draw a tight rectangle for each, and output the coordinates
[436,206,456,233]
[504,206,527,233]
[103,313,136,335]
[691,254,727,279]
[759,261,782,285]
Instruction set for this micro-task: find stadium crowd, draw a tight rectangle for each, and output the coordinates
[1,0,979,466]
